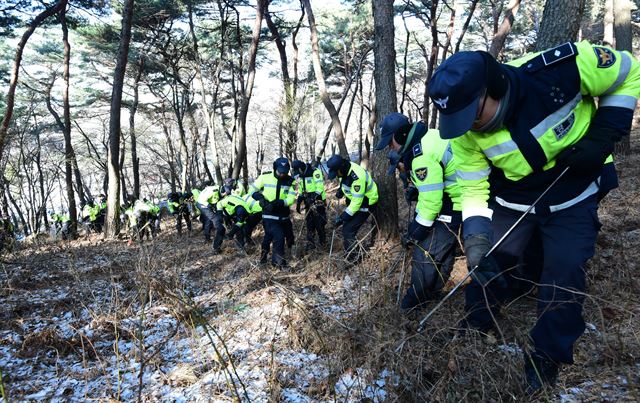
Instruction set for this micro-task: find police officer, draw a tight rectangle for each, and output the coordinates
[196,183,222,243]
[428,42,640,393]
[327,155,378,265]
[376,113,462,311]
[224,177,246,197]
[216,185,254,251]
[249,157,296,267]
[242,192,263,244]
[292,159,327,251]
[167,191,192,235]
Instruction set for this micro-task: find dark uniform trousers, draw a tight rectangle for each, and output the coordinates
[245,213,262,242]
[261,217,292,266]
[176,205,192,234]
[405,213,461,304]
[464,195,600,364]
[198,203,220,242]
[342,205,375,263]
[212,212,226,251]
[306,204,327,246]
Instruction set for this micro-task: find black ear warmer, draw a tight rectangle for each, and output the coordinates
[478,51,508,100]
[392,123,414,145]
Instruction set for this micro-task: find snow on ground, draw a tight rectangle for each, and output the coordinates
[0,255,398,402]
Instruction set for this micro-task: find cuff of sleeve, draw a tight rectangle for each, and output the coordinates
[415,212,435,228]
[462,206,493,221]
[344,208,355,216]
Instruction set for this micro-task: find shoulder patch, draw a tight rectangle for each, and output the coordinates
[413,143,423,157]
[593,46,616,68]
[541,42,576,66]
[523,43,577,73]
[353,185,361,193]
[414,167,428,181]
[351,172,359,180]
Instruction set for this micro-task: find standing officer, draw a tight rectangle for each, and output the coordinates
[292,159,327,251]
[326,155,378,265]
[249,157,296,267]
[428,41,639,393]
[196,183,222,243]
[376,113,462,311]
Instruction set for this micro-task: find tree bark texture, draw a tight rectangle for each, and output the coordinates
[232,0,264,179]
[613,0,633,155]
[105,0,134,237]
[60,6,78,238]
[489,0,521,57]
[372,0,398,238]
[301,0,349,158]
[535,0,586,51]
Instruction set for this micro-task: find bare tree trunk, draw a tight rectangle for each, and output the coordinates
[0,0,67,160]
[302,0,349,158]
[189,1,223,184]
[130,56,143,199]
[105,0,134,238]
[265,0,299,159]
[232,0,264,179]
[489,0,522,57]
[604,0,614,46]
[454,0,480,53]
[372,0,398,238]
[613,0,633,155]
[59,7,78,238]
[536,0,586,51]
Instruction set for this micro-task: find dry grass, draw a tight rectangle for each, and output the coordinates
[2,138,640,401]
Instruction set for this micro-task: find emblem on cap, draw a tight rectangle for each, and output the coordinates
[434,96,449,109]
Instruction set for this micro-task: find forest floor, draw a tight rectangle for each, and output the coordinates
[2,138,640,402]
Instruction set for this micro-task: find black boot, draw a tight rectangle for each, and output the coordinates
[523,351,559,396]
[259,250,269,265]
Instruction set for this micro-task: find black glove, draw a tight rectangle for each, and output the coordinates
[464,234,505,288]
[400,233,416,249]
[404,186,418,205]
[259,198,269,208]
[335,188,344,199]
[252,192,265,202]
[296,196,304,214]
[271,199,285,208]
[556,129,614,176]
[227,224,240,239]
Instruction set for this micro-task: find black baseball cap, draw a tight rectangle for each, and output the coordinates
[428,51,486,139]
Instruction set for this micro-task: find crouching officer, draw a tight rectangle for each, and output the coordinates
[216,185,253,252]
[429,42,640,393]
[168,191,192,235]
[249,157,296,267]
[292,159,327,251]
[377,113,462,311]
[327,155,378,265]
[51,212,71,240]
[242,192,263,244]
[196,183,222,243]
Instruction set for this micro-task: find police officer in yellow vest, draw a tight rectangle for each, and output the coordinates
[196,183,222,244]
[292,159,327,251]
[327,155,378,265]
[249,157,297,267]
[214,185,249,252]
[429,42,640,393]
[377,113,462,311]
[242,192,262,244]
